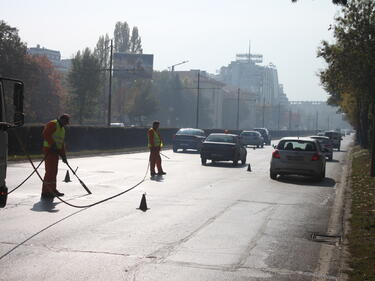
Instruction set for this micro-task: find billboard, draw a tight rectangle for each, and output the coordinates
[113,53,154,79]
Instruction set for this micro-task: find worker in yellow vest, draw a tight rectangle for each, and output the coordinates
[148,121,166,177]
[41,114,70,199]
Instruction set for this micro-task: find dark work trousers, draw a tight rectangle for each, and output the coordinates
[41,148,59,194]
[149,147,163,174]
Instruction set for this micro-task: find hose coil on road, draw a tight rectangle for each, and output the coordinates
[8,130,151,209]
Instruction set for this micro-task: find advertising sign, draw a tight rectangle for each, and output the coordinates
[113,53,154,79]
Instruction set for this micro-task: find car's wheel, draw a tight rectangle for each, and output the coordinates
[173,146,178,152]
[241,156,246,165]
[329,155,333,161]
[261,143,264,148]
[270,171,277,180]
[257,145,259,148]
[201,157,207,165]
[233,158,238,166]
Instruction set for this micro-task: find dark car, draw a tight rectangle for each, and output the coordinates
[200,133,247,166]
[254,128,271,145]
[173,128,206,152]
[324,131,342,151]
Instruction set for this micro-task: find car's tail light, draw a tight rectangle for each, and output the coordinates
[312,153,320,161]
[272,150,280,159]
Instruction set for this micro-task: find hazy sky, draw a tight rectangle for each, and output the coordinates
[1,0,341,101]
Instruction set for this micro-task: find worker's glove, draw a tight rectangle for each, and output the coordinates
[61,154,68,164]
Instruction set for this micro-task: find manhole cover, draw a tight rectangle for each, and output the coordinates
[311,233,341,245]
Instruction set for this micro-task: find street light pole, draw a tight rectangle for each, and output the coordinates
[107,39,113,126]
[195,71,200,128]
[237,88,240,129]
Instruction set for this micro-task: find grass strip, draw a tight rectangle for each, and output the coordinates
[348,146,375,281]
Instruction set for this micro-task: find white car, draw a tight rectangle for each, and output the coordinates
[270,137,326,181]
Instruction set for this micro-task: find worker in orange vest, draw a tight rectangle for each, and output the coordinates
[41,114,70,199]
[148,121,166,177]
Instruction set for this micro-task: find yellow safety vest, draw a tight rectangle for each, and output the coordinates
[43,120,65,149]
[148,128,163,148]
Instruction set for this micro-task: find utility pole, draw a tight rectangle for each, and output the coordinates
[195,71,200,128]
[107,39,113,126]
[277,102,281,130]
[315,111,318,133]
[237,88,240,129]
[289,109,292,130]
[262,96,265,127]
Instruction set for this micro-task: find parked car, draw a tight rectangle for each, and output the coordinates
[270,137,326,181]
[200,133,247,166]
[309,135,333,161]
[254,128,271,145]
[240,130,263,148]
[324,131,342,151]
[173,128,206,152]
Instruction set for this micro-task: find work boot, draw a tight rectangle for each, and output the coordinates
[54,190,64,197]
[150,172,156,177]
[157,171,166,175]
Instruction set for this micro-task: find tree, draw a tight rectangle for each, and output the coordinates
[130,27,143,54]
[0,21,63,123]
[67,48,101,124]
[0,20,27,78]
[94,34,110,123]
[114,21,130,53]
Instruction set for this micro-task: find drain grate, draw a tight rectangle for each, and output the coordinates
[310,233,342,245]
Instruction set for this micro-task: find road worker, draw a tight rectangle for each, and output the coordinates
[41,114,70,199]
[148,121,166,177]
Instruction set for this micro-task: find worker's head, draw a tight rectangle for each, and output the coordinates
[59,114,70,127]
[152,120,160,129]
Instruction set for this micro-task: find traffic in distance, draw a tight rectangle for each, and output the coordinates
[172,127,347,182]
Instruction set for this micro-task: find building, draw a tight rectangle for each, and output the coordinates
[27,45,71,73]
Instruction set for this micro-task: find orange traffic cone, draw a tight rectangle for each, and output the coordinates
[138,193,149,212]
[64,170,71,182]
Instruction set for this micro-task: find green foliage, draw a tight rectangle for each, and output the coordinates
[318,0,375,147]
[130,27,143,54]
[68,48,101,124]
[114,21,130,53]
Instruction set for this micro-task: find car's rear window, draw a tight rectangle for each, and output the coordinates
[277,140,317,151]
[176,129,205,136]
[206,134,236,143]
[241,132,258,136]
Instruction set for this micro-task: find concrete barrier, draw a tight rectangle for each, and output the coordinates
[8,125,317,156]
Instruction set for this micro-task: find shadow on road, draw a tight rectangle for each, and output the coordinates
[173,150,200,154]
[203,162,247,169]
[277,176,336,188]
[31,199,60,213]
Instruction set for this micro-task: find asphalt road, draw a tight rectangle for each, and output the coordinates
[0,136,353,281]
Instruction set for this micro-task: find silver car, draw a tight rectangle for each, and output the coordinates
[270,137,326,181]
[240,130,263,148]
[309,135,333,161]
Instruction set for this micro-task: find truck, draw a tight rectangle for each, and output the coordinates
[0,77,24,208]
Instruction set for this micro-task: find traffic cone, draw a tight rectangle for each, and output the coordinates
[138,193,149,212]
[64,170,71,182]
[247,163,252,172]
